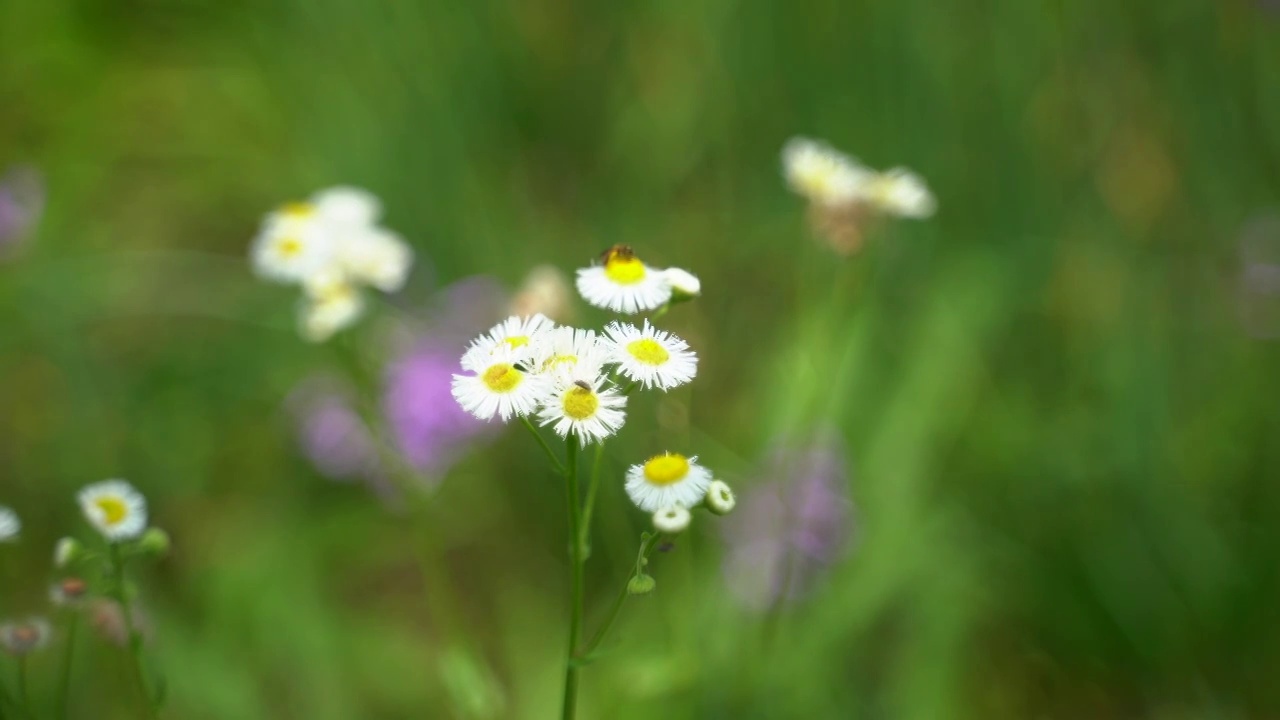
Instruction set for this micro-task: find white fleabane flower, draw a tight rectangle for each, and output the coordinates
[653,505,691,534]
[625,453,712,512]
[337,227,414,293]
[575,245,673,315]
[452,345,551,422]
[782,137,873,207]
[861,168,936,219]
[0,506,19,542]
[78,480,147,542]
[53,537,81,567]
[299,275,365,343]
[664,267,701,298]
[529,326,604,376]
[603,320,697,391]
[312,186,381,229]
[250,202,334,284]
[0,618,51,656]
[535,362,628,445]
[706,479,736,515]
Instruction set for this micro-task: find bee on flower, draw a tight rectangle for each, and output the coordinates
[250,186,414,342]
[782,137,936,256]
[576,245,674,315]
[535,343,628,445]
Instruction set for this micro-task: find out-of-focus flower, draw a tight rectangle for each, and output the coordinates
[50,577,90,608]
[0,618,51,655]
[603,321,698,391]
[1238,212,1280,340]
[289,385,380,482]
[510,264,573,322]
[78,480,148,542]
[576,245,673,315]
[0,165,45,258]
[783,137,935,256]
[652,505,691,534]
[624,453,712,512]
[721,432,854,612]
[54,537,81,567]
[88,599,150,647]
[250,186,414,342]
[0,506,19,542]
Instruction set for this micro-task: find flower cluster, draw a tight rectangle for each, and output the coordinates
[575,244,700,315]
[782,137,936,255]
[250,187,414,342]
[451,250,734,534]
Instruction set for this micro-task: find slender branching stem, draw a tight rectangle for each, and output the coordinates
[578,533,662,660]
[560,436,583,720]
[521,417,566,475]
[108,544,158,720]
[55,613,79,720]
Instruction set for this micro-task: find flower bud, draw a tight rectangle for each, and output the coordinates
[663,268,701,302]
[705,480,736,515]
[652,505,691,534]
[627,574,656,595]
[53,537,82,568]
[138,527,170,557]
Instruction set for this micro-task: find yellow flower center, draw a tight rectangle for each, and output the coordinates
[94,496,129,526]
[545,354,578,370]
[642,454,689,486]
[277,237,304,258]
[561,386,599,420]
[482,363,522,393]
[280,201,314,218]
[627,338,669,365]
[604,256,646,285]
[504,336,530,349]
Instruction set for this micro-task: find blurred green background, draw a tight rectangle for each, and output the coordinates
[3,0,1280,717]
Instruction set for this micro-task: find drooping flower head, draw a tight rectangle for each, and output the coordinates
[78,480,148,542]
[576,245,673,315]
[0,506,18,543]
[721,433,854,612]
[625,452,713,512]
[603,320,698,391]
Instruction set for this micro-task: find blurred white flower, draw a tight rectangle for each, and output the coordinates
[0,618,51,656]
[50,577,89,608]
[250,203,333,284]
[576,245,673,315]
[0,506,18,542]
[603,320,698,391]
[663,267,701,299]
[861,167,936,218]
[782,137,873,207]
[625,453,712,512]
[337,227,414,293]
[652,505,691,534]
[78,479,147,542]
[53,537,81,567]
[299,276,366,343]
[312,186,382,229]
[783,137,937,231]
[510,264,573,321]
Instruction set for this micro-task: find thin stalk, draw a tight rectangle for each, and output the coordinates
[560,436,582,720]
[578,533,661,660]
[577,442,606,560]
[15,661,26,711]
[521,417,566,475]
[55,613,80,720]
[109,544,158,720]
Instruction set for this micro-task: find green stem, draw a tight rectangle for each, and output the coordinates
[577,442,606,560]
[578,533,661,660]
[560,436,582,720]
[109,544,158,720]
[15,660,26,711]
[521,417,566,475]
[55,613,79,720]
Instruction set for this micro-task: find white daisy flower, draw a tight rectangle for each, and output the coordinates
[0,618,51,656]
[529,326,605,376]
[705,479,736,515]
[452,345,551,422]
[624,452,712,512]
[78,480,148,542]
[0,506,18,543]
[249,202,334,284]
[603,320,698,391]
[782,137,874,207]
[299,275,365,343]
[652,505,691,534]
[337,227,414,293]
[312,186,382,229]
[575,245,673,315]
[861,168,936,218]
[535,364,628,445]
[664,267,701,299]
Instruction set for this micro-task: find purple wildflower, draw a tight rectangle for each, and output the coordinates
[0,166,44,258]
[721,431,855,612]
